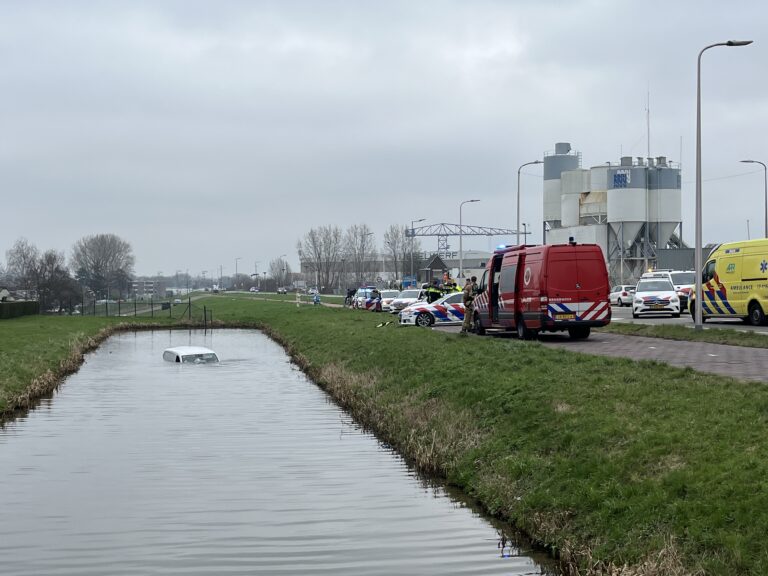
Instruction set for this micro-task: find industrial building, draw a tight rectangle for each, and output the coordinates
[542,142,687,283]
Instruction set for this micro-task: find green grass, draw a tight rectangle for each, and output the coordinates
[4,295,768,574]
[600,321,768,348]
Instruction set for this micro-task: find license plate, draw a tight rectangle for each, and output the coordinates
[650,305,666,310]
[556,313,575,320]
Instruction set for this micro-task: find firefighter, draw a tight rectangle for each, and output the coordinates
[460,276,477,334]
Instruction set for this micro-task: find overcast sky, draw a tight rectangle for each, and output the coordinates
[2,1,766,276]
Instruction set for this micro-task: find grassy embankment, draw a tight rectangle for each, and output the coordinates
[4,295,768,574]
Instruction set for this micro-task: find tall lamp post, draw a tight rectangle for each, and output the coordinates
[279,254,287,288]
[459,200,480,278]
[517,160,543,245]
[410,218,425,284]
[234,257,241,290]
[694,39,753,330]
[740,159,767,237]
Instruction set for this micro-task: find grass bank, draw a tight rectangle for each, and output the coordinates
[3,297,768,574]
[599,321,768,348]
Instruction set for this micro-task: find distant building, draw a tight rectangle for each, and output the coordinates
[131,280,156,299]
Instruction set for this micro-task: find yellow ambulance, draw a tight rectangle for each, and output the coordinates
[690,238,768,325]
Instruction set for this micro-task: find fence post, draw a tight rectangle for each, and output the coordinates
[188,296,191,320]
[203,306,207,331]
[93,300,96,316]
[118,300,121,316]
[151,297,154,318]
[169,301,172,319]
[134,300,137,316]
[105,300,108,317]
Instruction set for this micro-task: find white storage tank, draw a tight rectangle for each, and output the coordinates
[560,169,590,227]
[543,142,580,224]
[607,162,648,247]
[648,161,682,247]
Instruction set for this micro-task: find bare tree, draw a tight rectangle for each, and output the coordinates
[297,225,343,293]
[6,237,40,295]
[344,224,376,283]
[383,224,413,283]
[269,257,292,289]
[71,233,135,299]
[37,250,79,311]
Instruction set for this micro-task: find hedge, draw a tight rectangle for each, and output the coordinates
[0,301,40,319]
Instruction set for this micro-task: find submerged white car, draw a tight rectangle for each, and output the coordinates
[632,279,680,318]
[399,292,466,327]
[163,346,219,363]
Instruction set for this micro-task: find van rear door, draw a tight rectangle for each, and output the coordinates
[575,247,610,323]
[546,246,579,321]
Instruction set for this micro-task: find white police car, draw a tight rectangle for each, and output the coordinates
[632,278,680,318]
[399,292,466,327]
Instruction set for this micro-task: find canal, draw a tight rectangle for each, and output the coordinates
[0,329,557,575]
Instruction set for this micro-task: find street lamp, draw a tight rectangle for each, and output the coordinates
[234,257,242,290]
[410,218,425,283]
[459,199,480,278]
[740,160,767,237]
[522,222,528,241]
[695,39,753,330]
[279,254,287,288]
[517,160,543,245]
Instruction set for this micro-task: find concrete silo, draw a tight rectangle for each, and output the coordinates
[543,142,581,239]
[541,142,684,283]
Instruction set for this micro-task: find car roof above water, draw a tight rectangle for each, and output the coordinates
[163,346,219,363]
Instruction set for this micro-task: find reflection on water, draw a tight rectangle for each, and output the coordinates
[0,329,558,575]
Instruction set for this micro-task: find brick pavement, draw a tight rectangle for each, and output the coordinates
[537,332,768,383]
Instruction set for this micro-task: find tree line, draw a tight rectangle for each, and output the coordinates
[1,234,134,311]
[297,224,422,293]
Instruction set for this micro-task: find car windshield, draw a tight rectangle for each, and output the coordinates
[670,272,695,285]
[381,290,399,298]
[636,280,674,292]
[398,290,420,298]
[181,353,219,363]
[623,285,635,291]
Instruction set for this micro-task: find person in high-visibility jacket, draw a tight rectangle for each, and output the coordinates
[425,280,442,303]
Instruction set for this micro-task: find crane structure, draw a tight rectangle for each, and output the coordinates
[406,223,523,259]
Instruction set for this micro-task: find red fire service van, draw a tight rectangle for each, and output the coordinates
[472,240,611,339]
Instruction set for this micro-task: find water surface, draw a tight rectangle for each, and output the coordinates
[0,329,556,575]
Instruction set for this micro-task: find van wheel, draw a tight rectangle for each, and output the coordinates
[568,326,591,339]
[473,312,486,335]
[516,316,536,340]
[617,298,623,307]
[415,312,434,327]
[748,302,766,326]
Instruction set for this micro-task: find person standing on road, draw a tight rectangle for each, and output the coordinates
[460,276,477,334]
[426,280,442,303]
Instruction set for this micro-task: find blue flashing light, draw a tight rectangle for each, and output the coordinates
[496,244,506,250]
